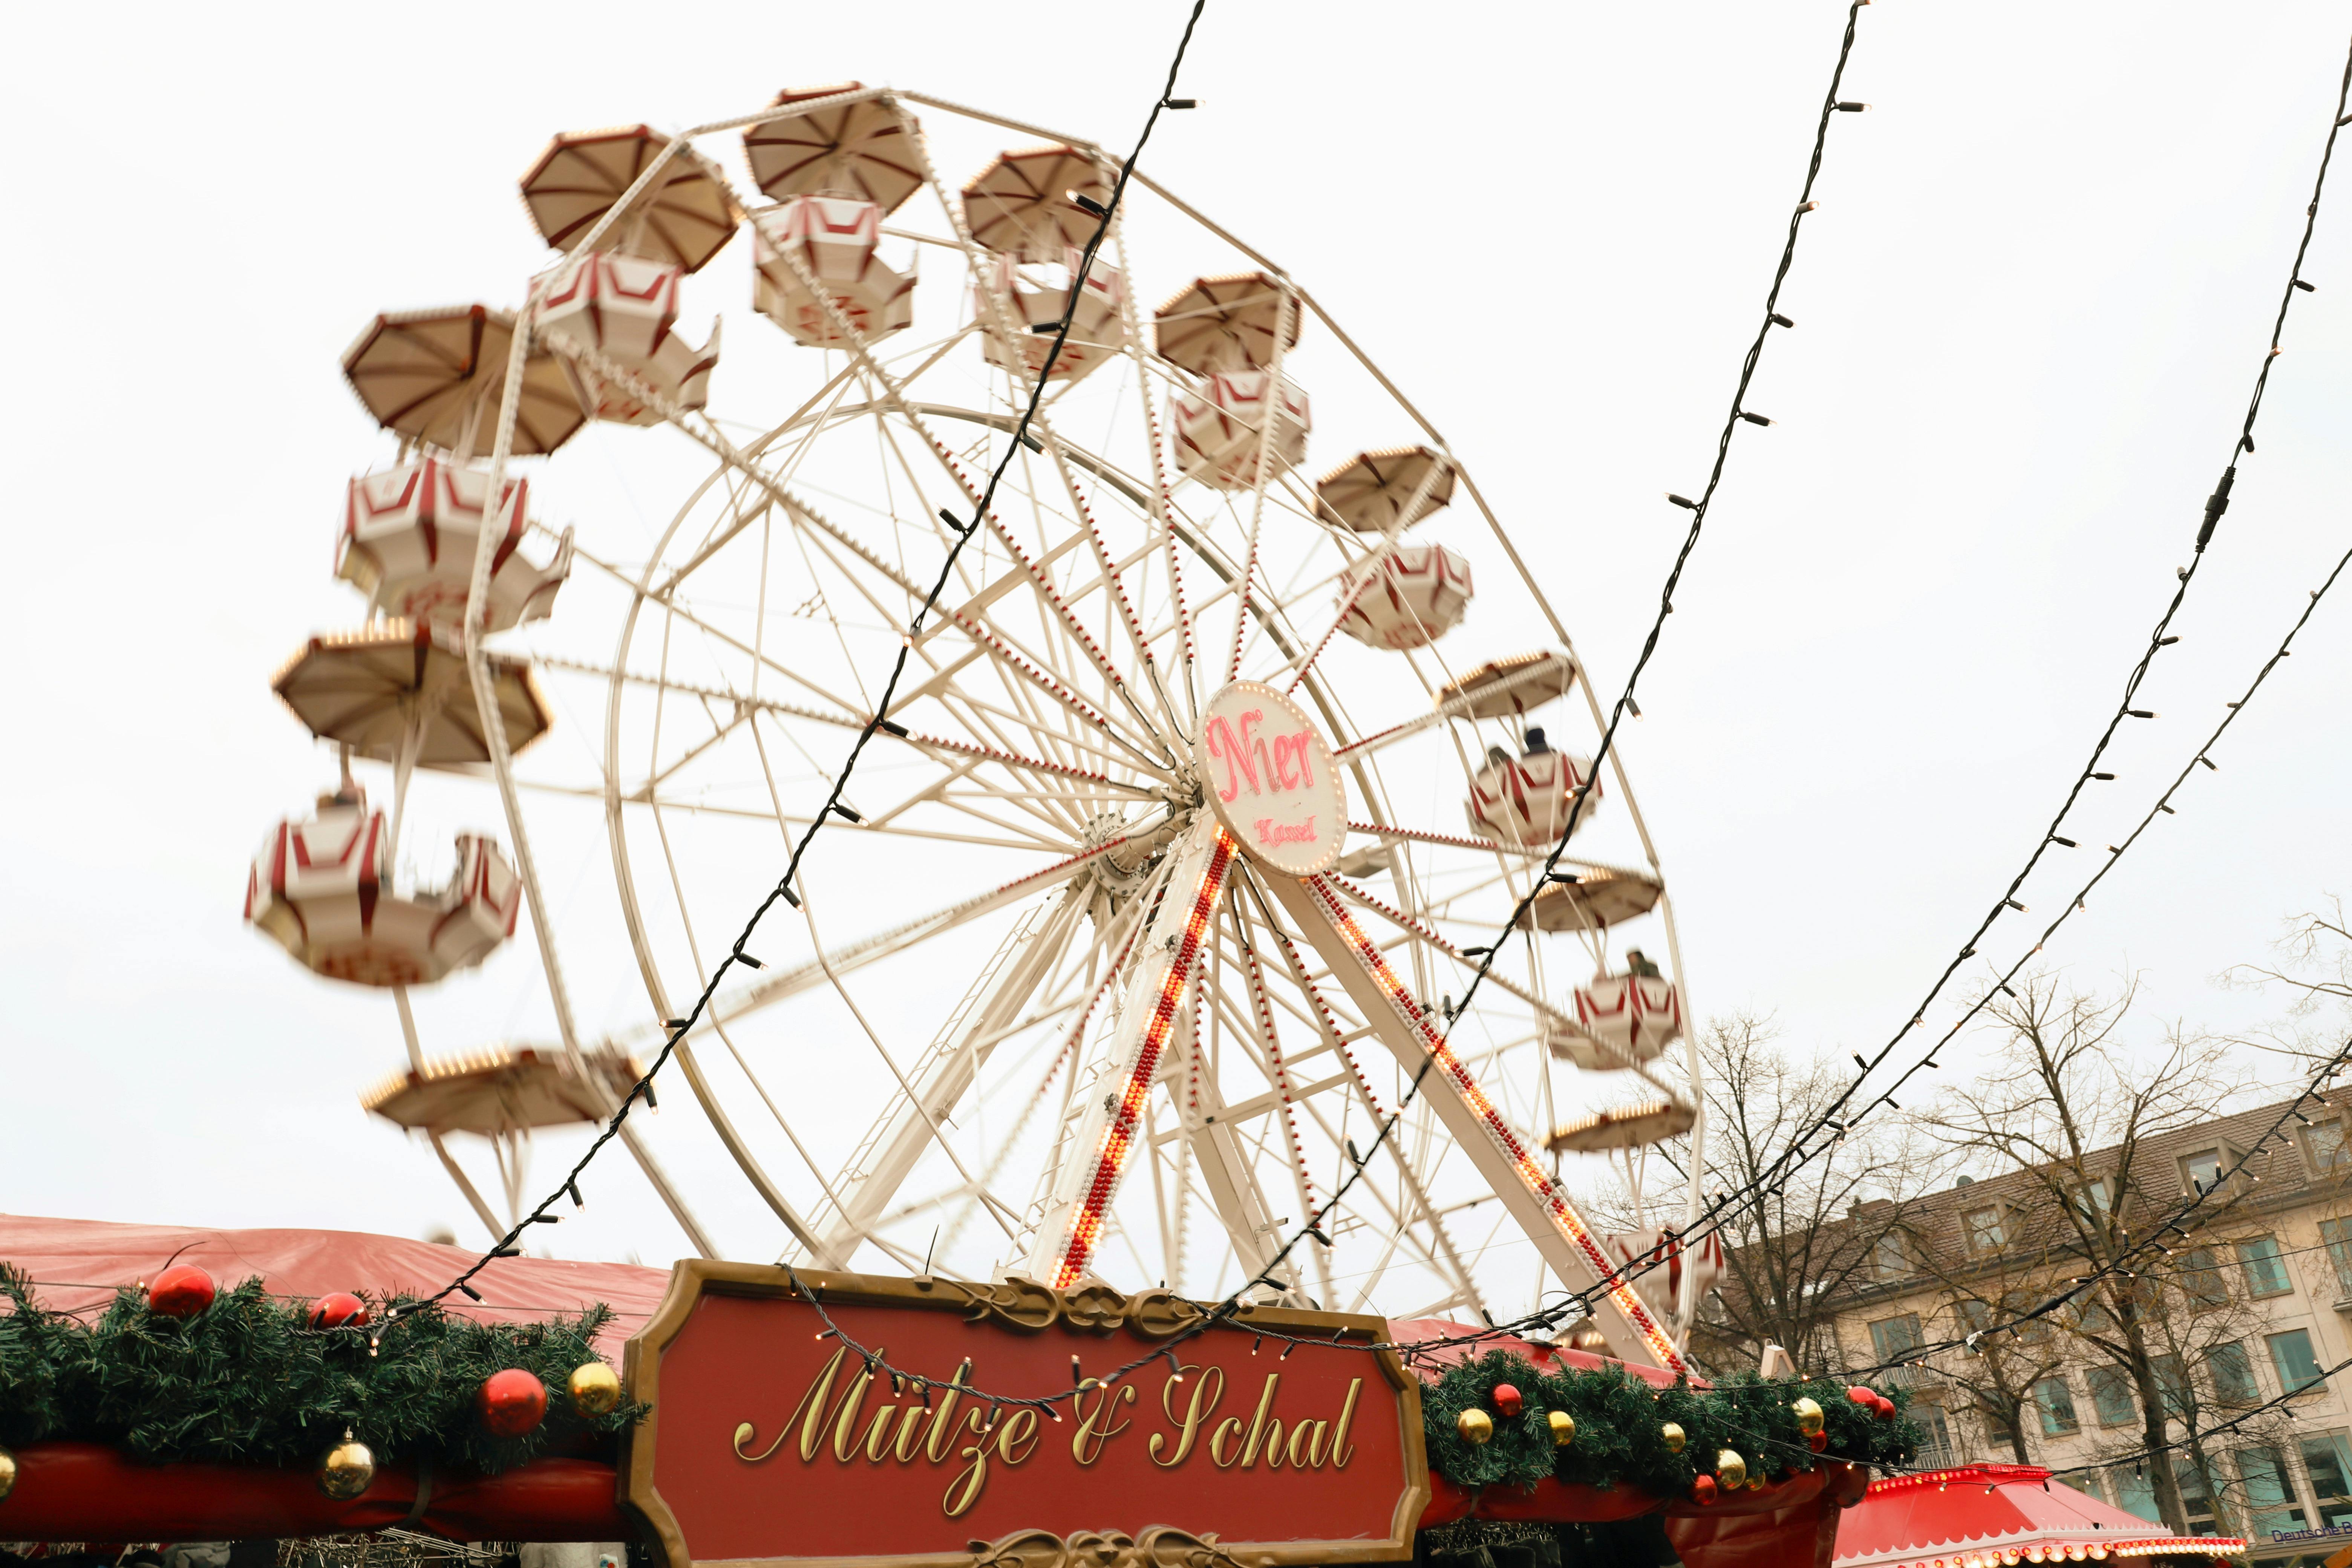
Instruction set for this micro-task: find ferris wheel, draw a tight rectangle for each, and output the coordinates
[245,84,1718,1370]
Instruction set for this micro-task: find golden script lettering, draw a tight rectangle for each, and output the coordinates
[734,1354,1365,1519]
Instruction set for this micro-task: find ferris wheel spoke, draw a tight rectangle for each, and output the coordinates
[567,545,877,720]
[609,835,1156,1058]
[759,466,1144,755]
[652,362,867,599]
[751,267,1144,735]
[894,783,1088,850]
[889,725,1161,798]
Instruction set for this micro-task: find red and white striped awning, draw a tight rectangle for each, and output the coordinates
[1837,1464,2247,1568]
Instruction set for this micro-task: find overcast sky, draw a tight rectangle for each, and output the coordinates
[6,1,2350,1277]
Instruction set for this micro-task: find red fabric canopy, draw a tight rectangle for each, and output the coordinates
[0,1212,672,1352]
[1386,1317,1696,1388]
[1835,1464,2246,1568]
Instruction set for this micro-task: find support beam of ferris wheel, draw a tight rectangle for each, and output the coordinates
[1018,817,1238,1288]
[807,887,1090,1262]
[1267,872,1685,1372]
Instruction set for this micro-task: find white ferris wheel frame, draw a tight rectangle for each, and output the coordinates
[431,82,1710,1370]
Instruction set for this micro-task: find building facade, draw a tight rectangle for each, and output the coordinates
[1808,1095,2352,1568]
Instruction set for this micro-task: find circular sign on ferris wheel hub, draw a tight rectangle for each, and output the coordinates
[1196,680,1347,876]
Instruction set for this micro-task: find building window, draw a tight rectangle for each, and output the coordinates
[2176,1458,2219,1535]
[1869,1313,1923,1364]
[2184,1149,2228,1194]
[1913,1405,1955,1468]
[2240,1447,2308,1534]
[2075,1177,2117,1218]
[2112,1465,2161,1524]
[2238,1237,2292,1298]
[2180,1247,2231,1307]
[2089,1364,2138,1426]
[1965,1206,2008,1254]
[2034,1377,2081,1436]
[2301,1432,2352,1528]
[2323,1218,2352,1300]
[2306,1120,2352,1176]
[1873,1231,1914,1281]
[2155,1354,2193,1416]
[1978,1394,2017,1446]
[2269,1328,2326,1393]
[1957,1298,1991,1339]
[2211,1340,2260,1403]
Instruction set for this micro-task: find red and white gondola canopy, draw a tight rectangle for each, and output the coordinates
[1155,271,1300,375]
[270,622,550,767]
[1317,446,1457,533]
[340,305,587,458]
[743,84,924,215]
[519,124,743,274]
[962,145,1110,264]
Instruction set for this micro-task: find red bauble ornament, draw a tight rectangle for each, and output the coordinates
[308,1292,370,1329]
[1692,1475,1718,1505]
[1846,1386,1879,1410]
[149,1265,216,1318]
[1492,1383,1524,1418]
[1807,1429,1830,1453]
[1873,1395,1896,1419]
[477,1369,549,1438]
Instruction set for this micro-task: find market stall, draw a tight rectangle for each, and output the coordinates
[0,1220,1911,1568]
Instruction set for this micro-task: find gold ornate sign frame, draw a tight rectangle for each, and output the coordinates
[619,1264,1430,1568]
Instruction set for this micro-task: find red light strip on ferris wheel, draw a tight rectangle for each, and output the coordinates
[1299,873,1687,1374]
[1050,826,1239,1289]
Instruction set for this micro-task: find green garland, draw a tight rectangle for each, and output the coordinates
[1417,1349,1918,1498]
[0,1265,643,1475]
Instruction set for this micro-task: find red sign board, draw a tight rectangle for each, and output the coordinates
[620,1265,1428,1568]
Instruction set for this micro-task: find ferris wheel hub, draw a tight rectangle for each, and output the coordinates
[1196,681,1344,876]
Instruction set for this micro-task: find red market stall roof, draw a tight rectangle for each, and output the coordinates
[1387,1317,1692,1387]
[0,1217,1853,1568]
[1836,1464,2249,1568]
[0,1212,671,1352]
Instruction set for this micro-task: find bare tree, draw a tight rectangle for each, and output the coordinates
[1907,1214,2068,1465]
[1582,1012,1948,1375]
[1922,974,2259,1533]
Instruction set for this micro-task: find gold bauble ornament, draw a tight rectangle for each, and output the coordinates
[315,1434,376,1500]
[1660,1421,1686,1453]
[569,1359,624,1417]
[1792,1396,1825,1435]
[1457,1408,1495,1445]
[1716,1449,1748,1488]
[0,1443,15,1502]
[1548,1410,1577,1449]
